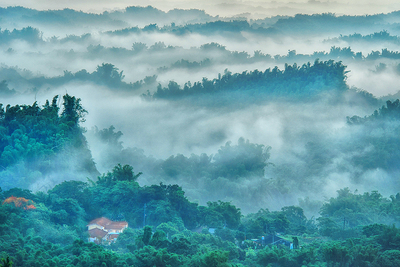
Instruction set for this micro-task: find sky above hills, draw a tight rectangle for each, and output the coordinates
[3,0,400,18]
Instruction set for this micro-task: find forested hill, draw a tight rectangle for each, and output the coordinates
[2,166,400,266]
[147,60,349,106]
[1,95,400,266]
[0,94,98,190]
[1,7,399,35]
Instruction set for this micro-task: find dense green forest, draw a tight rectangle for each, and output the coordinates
[0,94,98,190]
[2,164,400,266]
[148,59,348,105]
[1,95,400,266]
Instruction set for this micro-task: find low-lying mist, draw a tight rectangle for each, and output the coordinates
[77,85,390,216]
[2,6,400,218]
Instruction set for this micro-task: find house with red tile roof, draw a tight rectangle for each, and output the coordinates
[87,217,128,244]
[88,228,108,244]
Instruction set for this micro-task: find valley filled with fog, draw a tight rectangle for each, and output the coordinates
[2,5,400,266]
[2,7,400,214]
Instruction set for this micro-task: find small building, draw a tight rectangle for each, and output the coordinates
[87,217,128,244]
[88,228,108,244]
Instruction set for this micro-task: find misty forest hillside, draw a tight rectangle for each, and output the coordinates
[2,4,400,267]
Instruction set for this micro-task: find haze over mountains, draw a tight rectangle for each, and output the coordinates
[1,5,400,217]
[3,3,400,266]
[4,0,400,18]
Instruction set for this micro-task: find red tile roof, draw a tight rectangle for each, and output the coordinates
[88,217,128,230]
[105,221,128,230]
[88,228,108,238]
[88,217,113,227]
